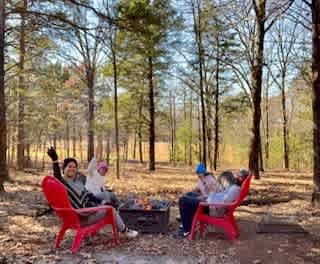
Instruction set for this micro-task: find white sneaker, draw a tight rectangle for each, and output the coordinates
[121,228,138,239]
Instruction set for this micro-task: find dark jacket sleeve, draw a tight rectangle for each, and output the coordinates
[52,162,63,182]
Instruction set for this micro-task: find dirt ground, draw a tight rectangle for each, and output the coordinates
[0,165,320,263]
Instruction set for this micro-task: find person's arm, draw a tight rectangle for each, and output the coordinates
[207,176,222,193]
[222,186,241,203]
[192,181,201,193]
[87,157,97,177]
[47,147,63,181]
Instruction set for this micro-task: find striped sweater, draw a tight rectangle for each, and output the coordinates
[52,162,102,209]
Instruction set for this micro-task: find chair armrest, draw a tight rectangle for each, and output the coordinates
[199,201,235,208]
[75,206,113,214]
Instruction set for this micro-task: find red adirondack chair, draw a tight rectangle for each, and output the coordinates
[188,175,252,241]
[42,176,120,253]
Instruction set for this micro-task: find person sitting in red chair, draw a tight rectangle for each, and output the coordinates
[174,168,249,239]
[47,147,138,238]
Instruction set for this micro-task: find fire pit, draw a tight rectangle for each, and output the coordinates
[119,199,171,234]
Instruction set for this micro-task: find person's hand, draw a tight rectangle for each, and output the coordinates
[47,147,58,161]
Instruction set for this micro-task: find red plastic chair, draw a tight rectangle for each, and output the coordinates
[189,175,252,241]
[42,176,120,253]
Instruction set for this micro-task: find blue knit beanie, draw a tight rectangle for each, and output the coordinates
[196,163,206,174]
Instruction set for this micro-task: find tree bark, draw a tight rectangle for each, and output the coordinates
[183,87,187,164]
[148,56,155,170]
[105,132,110,165]
[17,0,27,170]
[280,74,289,169]
[264,75,270,168]
[191,0,206,167]
[312,0,320,204]
[249,1,266,179]
[198,99,202,163]
[79,130,83,162]
[72,122,76,158]
[111,38,120,179]
[133,129,137,160]
[66,116,70,157]
[87,70,95,162]
[169,91,176,165]
[189,91,193,166]
[213,37,220,171]
[0,0,8,191]
[138,94,144,164]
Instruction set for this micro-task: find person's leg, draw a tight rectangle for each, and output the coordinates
[113,209,125,232]
[95,191,120,209]
[95,191,112,204]
[184,192,201,198]
[179,195,201,233]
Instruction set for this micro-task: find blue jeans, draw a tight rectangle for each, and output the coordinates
[179,192,203,233]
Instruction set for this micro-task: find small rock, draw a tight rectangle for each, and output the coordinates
[253,259,262,264]
[267,250,272,254]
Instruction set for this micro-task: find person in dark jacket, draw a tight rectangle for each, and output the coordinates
[47,147,138,238]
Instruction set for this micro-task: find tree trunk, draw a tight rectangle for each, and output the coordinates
[189,91,193,166]
[198,99,202,163]
[264,76,270,168]
[17,0,27,171]
[0,0,7,190]
[112,40,120,179]
[249,2,265,179]
[41,139,47,170]
[259,135,264,171]
[198,36,206,167]
[138,94,144,164]
[87,70,95,162]
[183,87,187,164]
[105,132,110,165]
[66,116,70,157]
[148,56,155,171]
[191,0,206,167]
[133,130,137,160]
[169,92,176,165]
[79,131,83,162]
[312,0,320,204]
[72,122,76,158]
[213,45,220,171]
[280,74,289,170]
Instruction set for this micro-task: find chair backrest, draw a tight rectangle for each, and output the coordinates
[42,176,80,228]
[229,175,252,212]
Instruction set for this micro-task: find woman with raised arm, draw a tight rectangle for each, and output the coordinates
[47,147,138,238]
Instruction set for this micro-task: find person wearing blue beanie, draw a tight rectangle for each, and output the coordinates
[173,163,222,239]
[195,163,206,174]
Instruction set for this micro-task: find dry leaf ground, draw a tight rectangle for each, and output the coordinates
[0,165,319,263]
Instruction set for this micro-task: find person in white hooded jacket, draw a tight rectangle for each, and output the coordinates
[85,146,120,209]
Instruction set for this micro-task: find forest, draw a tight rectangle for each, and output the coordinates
[0,0,320,263]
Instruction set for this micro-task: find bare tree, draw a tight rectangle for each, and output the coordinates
[267,18,299,170]
[310,0,320,204]
[0,0,8,191]
[57,5,104,161]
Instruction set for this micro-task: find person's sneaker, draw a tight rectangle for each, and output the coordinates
[121,228,138,239]
[172,228,190,239]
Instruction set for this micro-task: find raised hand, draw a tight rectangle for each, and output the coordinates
[47,146,58,161]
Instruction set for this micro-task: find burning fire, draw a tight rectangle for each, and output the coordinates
[135,198,152,210]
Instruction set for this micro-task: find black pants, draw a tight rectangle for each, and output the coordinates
[179,192,203,233]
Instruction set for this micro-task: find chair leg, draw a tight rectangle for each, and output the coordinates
[188,211,199,240]
[224,222,238,241]
[199,223,205,237]
[230,215,239,237]
[111,220,120,245]
[71,231,84,253]
[55,226,67,249]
